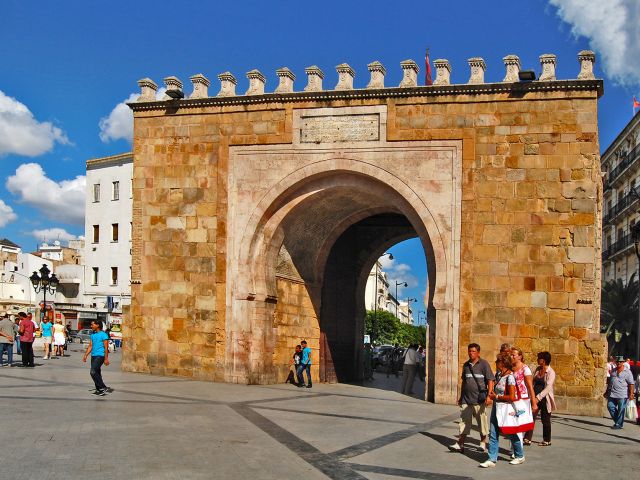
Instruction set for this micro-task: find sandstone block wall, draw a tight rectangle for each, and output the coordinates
[124,73,605,414]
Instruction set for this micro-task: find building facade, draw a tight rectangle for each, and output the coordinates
[84,153,133,327]
[601,113,640,284]
[124,51,605,414]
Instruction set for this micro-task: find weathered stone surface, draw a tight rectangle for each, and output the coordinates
[125,70,605,416]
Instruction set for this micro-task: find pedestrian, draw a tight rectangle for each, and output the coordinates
[296,340,312,388]
[386,344,401,378]
[52,319,66,357]
[18,312,35,367]
[606,355,616,378]
[401,344,420,395]
[510,346,537,446]
[363,343,374,381]
[286,344,302,385]
[479,352,525,468]
[450,343,495,453]
[0,312,15,367]
[605,356,635,429]
[40,317,53,360]
[524,351,556,446]
[499,343,511,355]
[417,345,426,382]
[82,320,112,396]
[13,318,21,355]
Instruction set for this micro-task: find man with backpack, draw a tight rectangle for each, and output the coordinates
[450,343,495,453]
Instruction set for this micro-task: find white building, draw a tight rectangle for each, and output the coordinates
[364,261,407,320]
[84,152,133,327]
[601,112,640,284]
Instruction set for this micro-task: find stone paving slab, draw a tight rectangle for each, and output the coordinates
[0,347,638,480]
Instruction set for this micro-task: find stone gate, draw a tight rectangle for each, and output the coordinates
[123,51,606,414]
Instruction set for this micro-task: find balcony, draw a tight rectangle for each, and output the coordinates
[605,143,640,189]
[603,192,639,226]
[602,233,634,261]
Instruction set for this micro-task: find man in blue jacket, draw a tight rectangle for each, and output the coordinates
[297,340,312,388]
[82,320,112,396]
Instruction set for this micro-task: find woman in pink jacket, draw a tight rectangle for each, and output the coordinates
[524,351,556,446]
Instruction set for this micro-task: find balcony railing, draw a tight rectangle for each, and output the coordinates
[606,143,640,189]
[602,233,634,261]
[603,192,639,225]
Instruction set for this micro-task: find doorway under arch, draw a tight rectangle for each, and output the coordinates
[226,146,461,403]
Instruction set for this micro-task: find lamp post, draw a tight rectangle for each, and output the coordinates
[395,280,407,318]
[373,252,393,344]
[406,297,417,324]
[30,264,59,323]
[629,186,640,364]
[418,310,426,326]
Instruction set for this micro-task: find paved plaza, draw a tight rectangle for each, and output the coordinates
[1,346,638,480]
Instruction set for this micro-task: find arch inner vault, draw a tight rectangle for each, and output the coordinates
[226,105,462,402]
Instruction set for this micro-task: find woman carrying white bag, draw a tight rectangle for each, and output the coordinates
[479,352,533,468]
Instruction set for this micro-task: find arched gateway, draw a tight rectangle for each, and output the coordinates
[124,53,607,414]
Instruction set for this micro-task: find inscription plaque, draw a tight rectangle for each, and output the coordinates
[300,114,379,143]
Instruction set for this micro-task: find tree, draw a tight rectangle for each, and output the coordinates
[364,310,427,346]
[601,273,638,357]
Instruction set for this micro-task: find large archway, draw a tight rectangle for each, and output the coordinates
[226,138,462,402]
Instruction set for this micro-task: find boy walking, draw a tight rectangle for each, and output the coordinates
[82,320,112,396]
[297,340,312,388]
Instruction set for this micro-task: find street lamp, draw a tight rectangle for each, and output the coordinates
[395,280,407,318]
[629,186,640,364]
[373,252,393,344]
[406,297,417,324]
[30,264,59,322]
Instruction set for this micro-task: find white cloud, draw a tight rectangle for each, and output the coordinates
[99,88,167,143]
[548,0,640,85]
[0,199,17,227]
[6,163,85,226]
[30,228,77,243]
[380,258,419,297]
[0,90,69,157]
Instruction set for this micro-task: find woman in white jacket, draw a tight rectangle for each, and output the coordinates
[524,351,556,446]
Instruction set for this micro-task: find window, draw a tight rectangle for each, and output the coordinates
[112,223,119,242]
[93,183,100,202]
[112,181,120,201]
[92,267,99,285]
[111,267,118,286]
[92,225,99,243]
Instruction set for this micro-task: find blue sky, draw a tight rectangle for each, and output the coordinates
[1,1,640,318]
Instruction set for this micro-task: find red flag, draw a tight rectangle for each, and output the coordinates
[425,49,433,86]
[634,96,640,108]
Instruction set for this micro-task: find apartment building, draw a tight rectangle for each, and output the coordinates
[601,113,640,284]
[84,152,133,326]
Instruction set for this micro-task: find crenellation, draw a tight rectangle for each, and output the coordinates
[502,55,521,82]
[399,59,419,87]
[162,76,183,100]
[189,74,211,99]
[366,61,386,89]
[217,72,237,97]
[539,54,557,81]
[335,63,355,90]
[304,65,324,92]
[467,57,486,84]
[137,78,158,102]
[246,69,266,95]
[275,67,296,93]
[577,50,596,80]
[433,59,451,86]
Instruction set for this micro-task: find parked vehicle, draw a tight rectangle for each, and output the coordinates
[76,328,93,344]
[372,345,393,369]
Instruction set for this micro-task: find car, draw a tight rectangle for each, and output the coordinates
[372,345,394,369]
[76,328,93,344]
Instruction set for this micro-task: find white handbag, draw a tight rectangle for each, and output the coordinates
[495,374,534,434]
[624,400,638,422]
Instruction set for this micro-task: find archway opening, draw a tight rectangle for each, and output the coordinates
[240,171,442,399]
